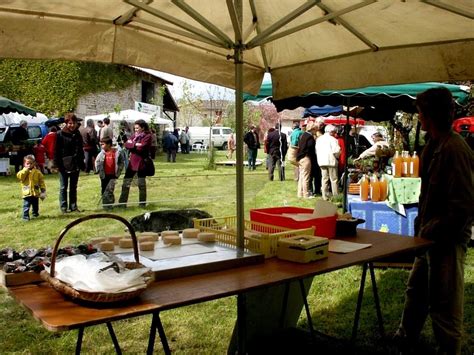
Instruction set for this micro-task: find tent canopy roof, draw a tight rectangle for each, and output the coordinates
[0,1,473,99]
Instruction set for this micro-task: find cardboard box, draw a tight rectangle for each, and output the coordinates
[277,235,329,263]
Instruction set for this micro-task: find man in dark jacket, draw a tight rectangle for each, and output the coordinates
[265,124,288,181]
[54,113,84,213]
[395,88,474,354]
[243,125,260,170]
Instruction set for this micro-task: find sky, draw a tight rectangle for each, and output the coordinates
[138,67,235,101]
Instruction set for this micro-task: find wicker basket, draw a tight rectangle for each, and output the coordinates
[40,213,153,304]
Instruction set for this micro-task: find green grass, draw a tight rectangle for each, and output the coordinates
[0,150,472,354]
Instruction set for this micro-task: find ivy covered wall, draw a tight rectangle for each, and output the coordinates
[0,59,138,116]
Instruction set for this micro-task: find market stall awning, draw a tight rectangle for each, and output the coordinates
[303,105,344,117]
[273,82,471,114]
[0,96,37,116]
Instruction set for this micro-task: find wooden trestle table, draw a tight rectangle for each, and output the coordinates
[7,229,433,354]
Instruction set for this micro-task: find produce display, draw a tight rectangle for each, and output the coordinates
[1,244,97,274]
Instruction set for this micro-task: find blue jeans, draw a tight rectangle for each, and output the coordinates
[22,196,39,220]
[59,170,80,211]
[248,148,258,169]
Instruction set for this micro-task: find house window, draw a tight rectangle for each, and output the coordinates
[142,81,155,103]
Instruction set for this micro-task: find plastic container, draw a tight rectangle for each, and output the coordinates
[335,218,365,237]
[249,206,337,239]
[360,175,369,201]
[410,151,419,178]
[193,215,314,258]
[392,151,402,177]
[379,175,388,201]
[370,175,380,202]
[402,151,410,177]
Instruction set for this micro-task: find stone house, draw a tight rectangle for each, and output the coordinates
[75,66,179,122]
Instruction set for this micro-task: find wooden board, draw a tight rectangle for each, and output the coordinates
[0,270,43,287]
[117,243,264,281]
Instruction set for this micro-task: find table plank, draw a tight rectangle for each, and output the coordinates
[7,229,432,332]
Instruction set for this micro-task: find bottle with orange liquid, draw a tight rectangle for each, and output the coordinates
[379,175,388,201]
[370,174,381,202]
[410,151,419,178]
[392,151,402,177]
[402,151,410,177]
[360,175,369,201]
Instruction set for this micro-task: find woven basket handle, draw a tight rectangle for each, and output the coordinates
[49,213,139,277]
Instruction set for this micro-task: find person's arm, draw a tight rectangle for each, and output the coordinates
[124,135,136,150]
[16,166,30,182]
[356,144,377,160]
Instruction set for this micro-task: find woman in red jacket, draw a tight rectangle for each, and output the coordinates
[118,119,152,208]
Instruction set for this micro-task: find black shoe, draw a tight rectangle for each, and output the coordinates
[69,208,82,213]
[60,208,68,214]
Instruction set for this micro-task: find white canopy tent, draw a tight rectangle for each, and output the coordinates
[84,109,173,128]
[0,112,49,126]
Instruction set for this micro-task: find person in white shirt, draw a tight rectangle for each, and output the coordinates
[354,132,389,160]
[315,124,341,201]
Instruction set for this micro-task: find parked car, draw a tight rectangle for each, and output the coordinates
[0,122,47,167]
[187,126,233,150]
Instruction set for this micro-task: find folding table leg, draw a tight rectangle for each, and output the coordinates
[147,312,171,355]
[278,282,291,328]
[106,322,122,355]
[75,327,84,355]
[351,263,368,342]
[351,262,384,342]
[368,262,385,337]
[279,280,316,341]
[299,279,316,341]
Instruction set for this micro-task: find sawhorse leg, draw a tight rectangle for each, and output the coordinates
[351,262,385,342]
[75,322,122,354]
[147,312,171,355]
[279,279,316,342]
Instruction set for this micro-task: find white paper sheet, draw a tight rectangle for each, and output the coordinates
[329,240,372,253]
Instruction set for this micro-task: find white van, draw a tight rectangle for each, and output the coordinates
[187,126,233,150]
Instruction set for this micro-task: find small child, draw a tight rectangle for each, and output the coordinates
[16,155,46,221]
[95,138,125,209]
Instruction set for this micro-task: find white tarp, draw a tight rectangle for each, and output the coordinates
[85,109,173,127]
[0,112,48,126]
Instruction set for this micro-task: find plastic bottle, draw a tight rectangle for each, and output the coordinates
[402,151,410,177]
[379,175,388,201]
[360,175,369,201]
[370,174,380,202]
[410,151,419,178]
[392,151,402,178]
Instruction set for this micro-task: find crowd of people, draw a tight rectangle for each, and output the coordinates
[15,113,158,218]
[243,118,384,200]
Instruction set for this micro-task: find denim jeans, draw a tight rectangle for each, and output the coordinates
[247,148,258,169]
[22,196,39,220]
[59,170,80,211]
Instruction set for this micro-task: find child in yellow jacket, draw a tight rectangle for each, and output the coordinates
[16,155,46,220]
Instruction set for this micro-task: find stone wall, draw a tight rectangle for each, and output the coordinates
[75,81,141,119]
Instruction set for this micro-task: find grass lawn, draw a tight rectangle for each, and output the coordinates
[0,150,472,354]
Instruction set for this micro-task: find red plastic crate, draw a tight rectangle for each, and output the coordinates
[250,206,337,238]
